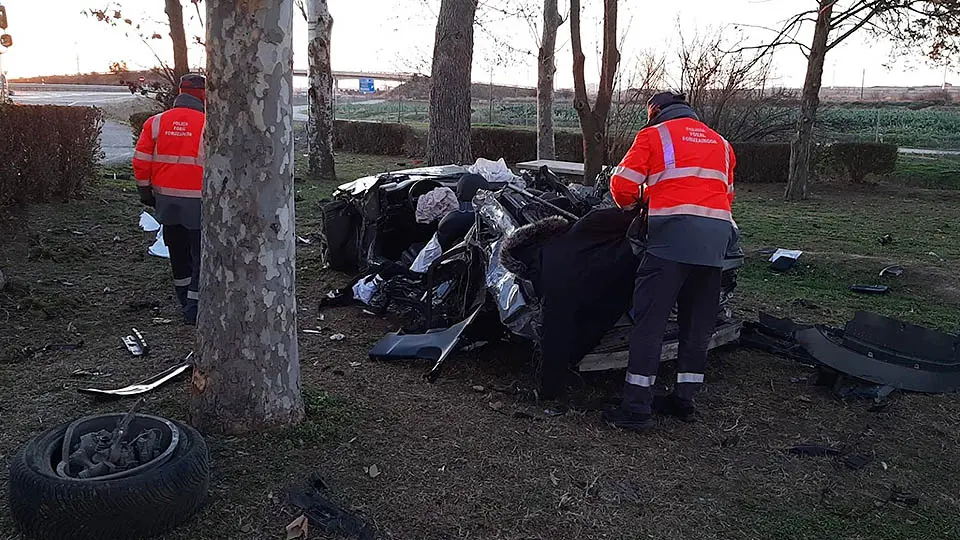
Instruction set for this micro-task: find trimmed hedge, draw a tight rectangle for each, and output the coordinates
[730,143,792,184]
[824,142,898,183]
[330,120,897,184]
[130,111,154,144]
[0,105,103,206]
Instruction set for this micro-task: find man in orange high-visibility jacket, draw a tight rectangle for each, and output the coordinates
[603,92,739,431]
[133,74,206,325]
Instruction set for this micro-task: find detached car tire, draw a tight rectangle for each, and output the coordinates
[8,419,209,540]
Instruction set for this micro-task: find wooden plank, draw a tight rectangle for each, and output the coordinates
[577,322,743,372]
[516,159,585,177]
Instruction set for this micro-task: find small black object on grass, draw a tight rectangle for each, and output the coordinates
[841,453,873,471]
[849,284,889,295]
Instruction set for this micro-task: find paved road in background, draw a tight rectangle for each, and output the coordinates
[11,87,138,165]
[11,85,318,164]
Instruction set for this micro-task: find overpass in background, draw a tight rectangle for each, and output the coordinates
[293,70,421,83]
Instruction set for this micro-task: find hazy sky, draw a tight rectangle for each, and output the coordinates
[0,0,952,88]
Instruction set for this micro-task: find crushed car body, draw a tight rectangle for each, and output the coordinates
[319,161,745,393]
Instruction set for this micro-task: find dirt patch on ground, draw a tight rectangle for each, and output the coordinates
[2,181,960,540]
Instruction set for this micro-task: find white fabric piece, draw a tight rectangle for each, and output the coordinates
[677,372,705,384]
[468,157,518,184]
[625,372,656,387]
[139,211,161,232]
[148,227,170,259]
[410,233,444,274]
[415,187,458,224]
[351,274,383,305]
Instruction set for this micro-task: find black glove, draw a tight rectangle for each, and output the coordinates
[138,186,156,207]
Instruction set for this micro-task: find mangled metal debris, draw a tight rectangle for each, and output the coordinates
[369,308,481,382]
[78,353,193,400]
[742,311,960,394]
[121,328,148,356]
[56,398,179,481]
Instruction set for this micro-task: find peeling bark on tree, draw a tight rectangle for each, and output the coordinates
[426,0,478,166]
[164,0,190,81]
[537,0,562,160]
[192,0,304,435]
[307,0,336,182]
[785,0,833,201]
[570,0,619,185]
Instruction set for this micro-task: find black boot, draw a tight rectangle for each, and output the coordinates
[601,407,655,432]
[183,302,198,326]
[654,394,697,423]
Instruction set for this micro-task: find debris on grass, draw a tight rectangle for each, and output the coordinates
[850,284,890,295]
[78,358,192,401]
[152,317,173,325]
[769,249,802,271]
[842,453,873,470]
[888,489,920,507]
[302,329,322,335]
[878,234,894,246]
[288,476,374,540]
[121,328,148,356]
[471,385,486,392]
[285,515,309,540]
[365,464,380,478]
[71,369,110,378]
[880,265,904,278]
[330,333,346,341]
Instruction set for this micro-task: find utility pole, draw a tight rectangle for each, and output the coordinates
[488,66,493,124]
[75,42,80,75]
[860,68,865,101]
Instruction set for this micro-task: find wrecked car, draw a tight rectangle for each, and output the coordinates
[319,162,744,396]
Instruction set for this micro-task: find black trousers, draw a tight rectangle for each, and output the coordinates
[164,225,201,319]
[622,254,722,414]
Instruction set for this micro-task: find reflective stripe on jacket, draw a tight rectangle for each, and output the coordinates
[610,117,737,267]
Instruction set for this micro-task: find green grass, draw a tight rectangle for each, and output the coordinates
[332,100,960,149]
[734,184,960,331]
[887,154,960,190]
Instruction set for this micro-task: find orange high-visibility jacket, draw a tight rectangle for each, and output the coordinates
[611,116,737,267]
[132,105,205,199]
[610,117,735,218]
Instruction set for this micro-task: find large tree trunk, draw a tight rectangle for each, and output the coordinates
[785,0,833,200]
[164,0,189,81]
[570,0,619,185]
[192,0,304,435]
[537,0,562,160]
[307,0,336,182]
[426,0,478,166]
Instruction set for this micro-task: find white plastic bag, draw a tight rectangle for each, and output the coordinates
[140,211,169,258]
[139,211,161,232]
[351,274,383,305]
[468,158,518,185]
[148,228,170,258]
